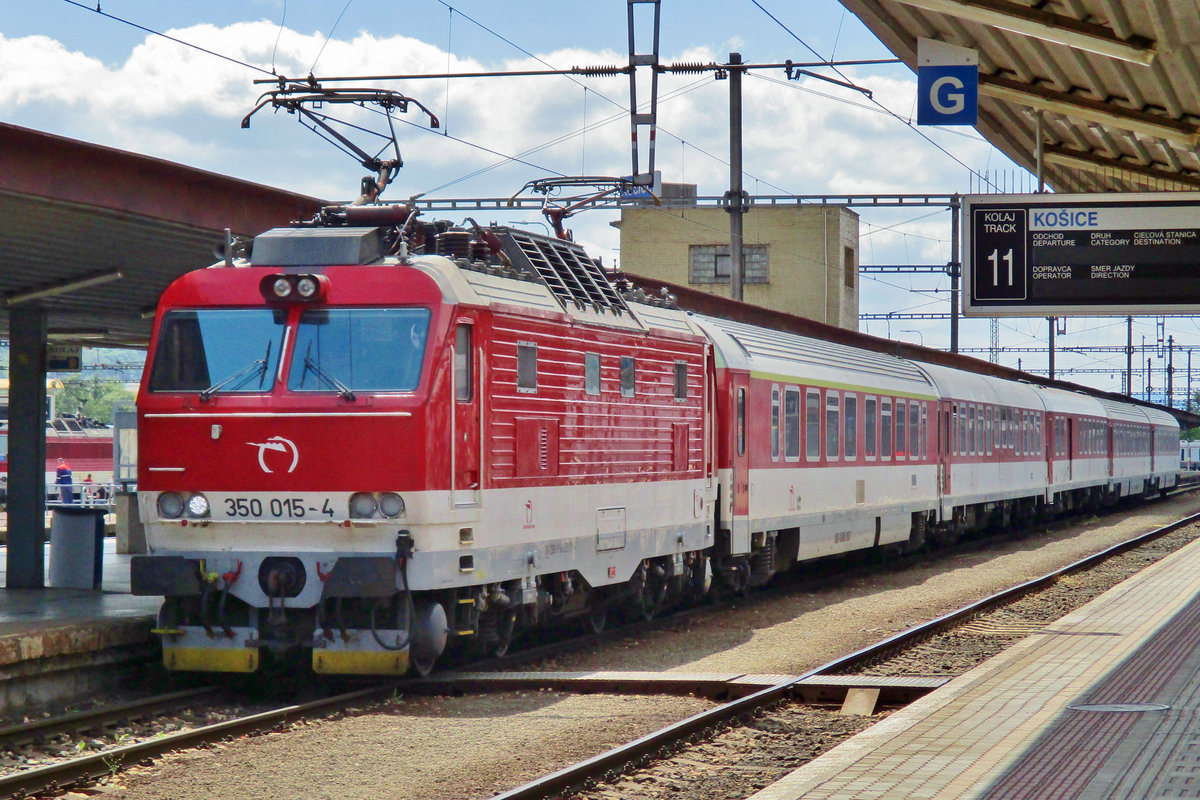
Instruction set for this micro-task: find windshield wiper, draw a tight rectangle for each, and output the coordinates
[301,343,356,400]
[198,343,271,401]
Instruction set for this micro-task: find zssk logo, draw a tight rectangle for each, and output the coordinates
[247,436,299,474]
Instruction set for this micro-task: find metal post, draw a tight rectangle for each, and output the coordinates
[726,52,746,302]
[949,195,961,354]
[1048,317,1055,380]
[1189,349,1193,412]
[1126,316,1133,396]
[1035,111,1045,193]
[6,306,48,588]
[1168,335,1174,407]
[1147,357,1153,401]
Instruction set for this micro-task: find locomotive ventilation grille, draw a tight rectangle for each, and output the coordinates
[494,229,629,317]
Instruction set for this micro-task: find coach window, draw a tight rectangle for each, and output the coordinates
[967,406,977,455]
[865,396,877,459]
[909,401,920,460]
[986,407,994,455]
[844,394,858,460]
[737,388,746,456]
[920,403,928,460]
[976,405,985,454]
[585,353,601,395]
[896,400,907,459]
[881,398,893,459]
[517,342,538,393]
[674,361,688,400]
[455,325,473,401]
[620,356,636,397]
[785,387,800,460]
[826,392,840,459]
[806,389,821,460]
[957,404,967,454]
[771,386,781,461]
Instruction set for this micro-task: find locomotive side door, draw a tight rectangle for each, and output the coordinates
[452,318,482,507]
[730,374,751,554]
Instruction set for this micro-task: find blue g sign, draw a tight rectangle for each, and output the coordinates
[917,65,978,126]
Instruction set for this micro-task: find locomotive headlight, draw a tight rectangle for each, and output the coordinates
[187,493,210,518]
[296,276,319,298]
[272,277,293,299]
[157,492,185,519]
[349,492,378,519]
[379,492,405,518]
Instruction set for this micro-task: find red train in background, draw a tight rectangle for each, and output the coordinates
[128,199,1180,677]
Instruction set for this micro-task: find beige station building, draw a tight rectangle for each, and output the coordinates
[615,184,861,330]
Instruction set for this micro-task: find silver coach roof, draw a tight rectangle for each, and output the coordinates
[694,315,937,397]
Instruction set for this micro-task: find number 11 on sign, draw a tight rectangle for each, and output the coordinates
[988,248,1014,286]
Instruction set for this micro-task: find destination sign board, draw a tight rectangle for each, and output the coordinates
[963,192,1200,317]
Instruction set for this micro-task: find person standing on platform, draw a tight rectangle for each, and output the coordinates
[55,457,74,504]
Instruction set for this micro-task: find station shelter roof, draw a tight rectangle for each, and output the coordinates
[839,0,1200,192]
[0,121,322,349]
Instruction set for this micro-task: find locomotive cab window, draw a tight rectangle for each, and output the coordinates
[288,308,431,393]
[149,308,286,394]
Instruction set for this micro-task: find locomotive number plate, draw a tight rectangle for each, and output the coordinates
[218,496,336,520]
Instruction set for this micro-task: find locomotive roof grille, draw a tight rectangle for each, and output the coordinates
[494,229,628,316]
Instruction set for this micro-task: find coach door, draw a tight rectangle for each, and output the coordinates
[452,320,481,507]
[730,375,751,554]
[938,402,952,496]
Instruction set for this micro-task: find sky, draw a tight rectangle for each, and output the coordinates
[2,0,1195,401]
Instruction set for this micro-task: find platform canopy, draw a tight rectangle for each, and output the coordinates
[840,0,1200,193]
[0,121,322,349]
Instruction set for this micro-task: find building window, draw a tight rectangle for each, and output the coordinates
[585,352,600,395]
[844,245,856,289]
[517,342,537,393]
[688,244,769,284]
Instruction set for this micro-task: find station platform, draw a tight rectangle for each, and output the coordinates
[0,538,161,714]
[750,535,1200,800]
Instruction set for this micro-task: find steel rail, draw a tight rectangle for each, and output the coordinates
[489,507,1200,800]
[0,687,221,749]
[0,685,396,798]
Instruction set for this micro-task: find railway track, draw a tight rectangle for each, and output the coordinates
[487,507,1200,800]
[4,498,1196,800]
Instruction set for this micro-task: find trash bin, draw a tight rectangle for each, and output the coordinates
[47,507,107,589]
